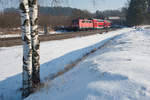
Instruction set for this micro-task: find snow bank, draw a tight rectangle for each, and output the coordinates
[0,34,21,38]
[0,30,66,38]
[0,28,133,100]
[26,28,150,100]
[40,28,133,80]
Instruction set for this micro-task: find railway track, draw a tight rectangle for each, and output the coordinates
[0,28,116,47]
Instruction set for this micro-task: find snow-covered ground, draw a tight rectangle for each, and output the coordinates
[0,28,142,100]
[48,30,68,34]
[0,34,21,38]
[0,30,66,38]
[25,27,150,100]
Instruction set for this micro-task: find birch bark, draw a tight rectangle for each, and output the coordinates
[19,0,32,98]
[29,0,40,87]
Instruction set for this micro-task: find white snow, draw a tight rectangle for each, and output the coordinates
[0,34,21,38]
[0,28,140,100]
[0,30,66,38]
[39,30,65,35]
[26,27,150,100]
[49,30,67,34]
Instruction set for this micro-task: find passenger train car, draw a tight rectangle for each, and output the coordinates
[72,18,111,30]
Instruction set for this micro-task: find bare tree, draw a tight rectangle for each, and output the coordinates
[19,0,33,98]
[29,0,40,88]
[0,0,100,98]
[19,0,40,98]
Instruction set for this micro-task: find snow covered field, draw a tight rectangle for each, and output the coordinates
[26,27,150,100]
[0,34,21,38]
[1,27,148,100]
[0,30,65,38]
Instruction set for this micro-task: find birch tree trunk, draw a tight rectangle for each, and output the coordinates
[29,0,40,87]
[19,0,32,98]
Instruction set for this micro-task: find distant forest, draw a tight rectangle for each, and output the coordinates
[0,0,150,29]
[4,6,79,16]
[0,6,126,28]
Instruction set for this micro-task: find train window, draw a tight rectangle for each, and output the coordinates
[82,20,92,23]
[97,20,104,22]
[82,21,85,23]
[86,21,89,23]
[85,21,91,23]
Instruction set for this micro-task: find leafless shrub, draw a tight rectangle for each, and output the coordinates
[39,13,71,27]
[0,12,20,28]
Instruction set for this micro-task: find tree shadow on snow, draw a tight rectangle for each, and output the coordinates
[0,33,125,100]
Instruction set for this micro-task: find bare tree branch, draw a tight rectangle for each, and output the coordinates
[0,0,101,9]
[51,0,61,6]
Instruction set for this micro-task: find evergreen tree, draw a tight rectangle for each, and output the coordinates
[95,10,105,19]
[126,0,147,26]
[146,0,150,23]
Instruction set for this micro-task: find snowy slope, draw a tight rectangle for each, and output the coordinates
[0,28,133,100]
[26,27,150,100]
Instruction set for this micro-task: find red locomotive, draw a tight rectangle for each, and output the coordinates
[72,18,111,30]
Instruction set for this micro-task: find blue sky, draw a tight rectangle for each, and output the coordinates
[0,0,127,12]
[61,0,128,12]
